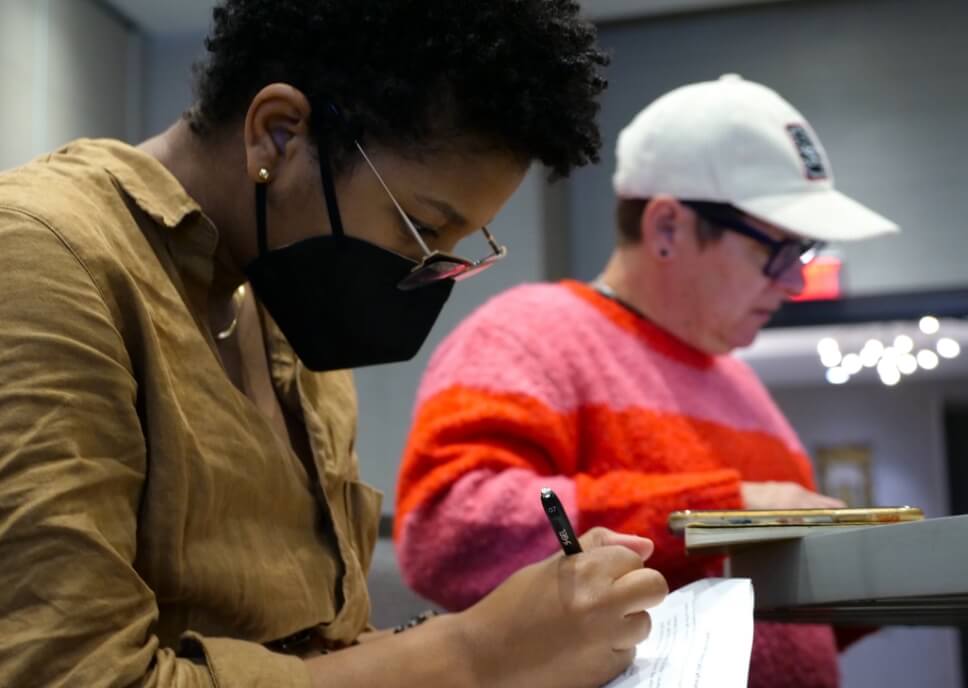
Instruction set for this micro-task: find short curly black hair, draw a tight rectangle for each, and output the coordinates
[188,0,608,177]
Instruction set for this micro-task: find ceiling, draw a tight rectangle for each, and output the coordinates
[100,0,794,35]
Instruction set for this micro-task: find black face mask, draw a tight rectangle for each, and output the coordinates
[242,139,453,372]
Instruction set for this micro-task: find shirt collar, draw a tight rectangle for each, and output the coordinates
[66,138,204,230]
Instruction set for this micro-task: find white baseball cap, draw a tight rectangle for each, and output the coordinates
[612,74,899,242]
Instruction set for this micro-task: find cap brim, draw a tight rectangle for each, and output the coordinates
[734,189,900,242]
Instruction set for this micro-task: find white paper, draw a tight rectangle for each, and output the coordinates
[603,578,754,688]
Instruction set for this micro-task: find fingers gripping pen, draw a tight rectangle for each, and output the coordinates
[541,487,583,556]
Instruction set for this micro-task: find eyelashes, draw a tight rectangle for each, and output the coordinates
[405,215,440,239]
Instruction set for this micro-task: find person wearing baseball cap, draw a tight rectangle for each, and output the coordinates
[394,74,899,688]
[614,73,897,246]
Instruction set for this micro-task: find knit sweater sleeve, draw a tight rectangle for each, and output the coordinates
[393,318,742,611]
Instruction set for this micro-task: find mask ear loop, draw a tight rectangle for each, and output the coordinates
[316,136,345,238]
[255,178,269,256]
[252,138,343,255]
[254,102,351,255]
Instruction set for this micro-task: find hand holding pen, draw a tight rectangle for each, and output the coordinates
[541,486,657,560]
[454,489,668,687]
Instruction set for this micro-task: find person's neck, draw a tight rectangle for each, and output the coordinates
[597,251,659,321]
[138,119,252,323]
[597,249,706,353]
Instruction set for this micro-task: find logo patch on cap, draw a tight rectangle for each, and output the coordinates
[787,124,827,180]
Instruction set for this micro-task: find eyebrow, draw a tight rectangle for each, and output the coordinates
[414,194,469,228]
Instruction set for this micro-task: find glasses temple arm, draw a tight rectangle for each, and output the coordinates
[481,226,506,255]
[354,141,433,257]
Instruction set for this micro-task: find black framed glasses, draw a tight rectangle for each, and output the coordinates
[354,142,507,291]
[681,200,823,280]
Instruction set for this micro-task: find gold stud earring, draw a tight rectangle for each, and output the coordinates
[258,168,271,183]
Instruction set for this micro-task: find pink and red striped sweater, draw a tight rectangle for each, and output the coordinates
[395,281,841,688]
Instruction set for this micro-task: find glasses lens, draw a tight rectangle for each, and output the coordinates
[396,230,508,291]
[398,258,470,291]
[767,243,806,279]
[453,254,504,282]
[397,252,506,291]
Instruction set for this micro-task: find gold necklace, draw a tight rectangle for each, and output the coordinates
[216,285,247,341]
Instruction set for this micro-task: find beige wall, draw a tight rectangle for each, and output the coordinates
[0,0,140,171]
[0,0,41,169]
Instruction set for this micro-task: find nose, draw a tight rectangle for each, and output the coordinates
[773,259,806,298]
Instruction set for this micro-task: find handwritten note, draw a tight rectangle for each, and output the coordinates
[604,578,754,688]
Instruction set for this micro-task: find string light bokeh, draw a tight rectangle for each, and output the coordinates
[818,316,962,386]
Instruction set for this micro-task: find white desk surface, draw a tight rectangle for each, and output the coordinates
[725,514,968,626]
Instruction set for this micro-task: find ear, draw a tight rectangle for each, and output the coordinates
[243,83,312,183]
[640,195,690,261]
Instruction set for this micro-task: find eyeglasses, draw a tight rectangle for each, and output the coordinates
[353,142,507,291]
[681,200,823,280]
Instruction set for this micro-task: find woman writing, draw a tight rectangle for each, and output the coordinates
[0,1,667,686]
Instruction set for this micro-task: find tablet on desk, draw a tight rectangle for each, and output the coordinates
[667,506,924,535]
[668,506,925,552]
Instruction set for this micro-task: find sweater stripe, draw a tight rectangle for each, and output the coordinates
[416,281,803,453]
[396,385,814,531]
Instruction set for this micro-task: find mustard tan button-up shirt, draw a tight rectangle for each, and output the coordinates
[0,139,382,687]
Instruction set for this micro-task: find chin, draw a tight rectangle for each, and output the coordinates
[726,328,762,352]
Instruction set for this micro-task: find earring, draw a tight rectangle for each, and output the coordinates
[258,168,271,183]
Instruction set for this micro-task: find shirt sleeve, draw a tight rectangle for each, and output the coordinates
[394,323,743,611]
[0,210,310,688]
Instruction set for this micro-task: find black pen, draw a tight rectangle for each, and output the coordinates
[541,487,583,555]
